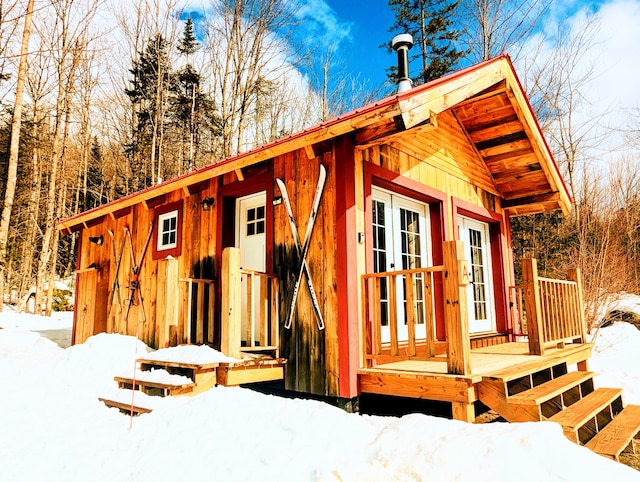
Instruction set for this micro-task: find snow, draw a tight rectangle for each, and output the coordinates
[141,343,240,364]
[1,305,640,481]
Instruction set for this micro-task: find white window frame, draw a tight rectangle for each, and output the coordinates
[157,209,179,251]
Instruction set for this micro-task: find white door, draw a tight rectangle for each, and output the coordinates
[236,192,266,344]
[372,188,432,342]
[458,216,495,334]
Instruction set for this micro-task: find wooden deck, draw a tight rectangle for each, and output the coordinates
[358,342,593,419]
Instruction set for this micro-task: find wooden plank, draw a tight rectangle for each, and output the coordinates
[137,358,220,371]
[550,388,622,431]
[509,371,595,405]
[522,258,545,355]
[405,273,416,356]
[113,375,195,391]
[585,405,640,460]
[388,275,399,356]
[322,151,340,396]
[477,378,542,422]
[358,370,476,404]
[99,397,153,415]
[220,247,242,359]
[443,240,471,375]
[568,268,587,343]
[217,366,284,386]
[452,402,476,422]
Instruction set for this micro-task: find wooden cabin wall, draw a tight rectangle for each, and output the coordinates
[360,108,515,327]
[73,180,219,348]
[273,148,340,398]
[363,110,503,240]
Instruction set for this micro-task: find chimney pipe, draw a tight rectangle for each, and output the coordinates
[392,33,413,93]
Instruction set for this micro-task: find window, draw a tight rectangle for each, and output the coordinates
[152,200,183,260]
[158,210,178,250]
[245,205,265,237]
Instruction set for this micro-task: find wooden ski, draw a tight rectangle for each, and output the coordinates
[123,222,154,323]
[276,164,326,330]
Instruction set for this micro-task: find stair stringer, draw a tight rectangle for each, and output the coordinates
[477,379,542,422]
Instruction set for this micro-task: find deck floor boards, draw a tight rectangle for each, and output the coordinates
[359,342,594,399]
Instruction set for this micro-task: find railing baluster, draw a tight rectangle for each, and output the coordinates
[360,266,445,365]
[373,277,382,356]
[424,273,435,357]
[405,273,416,356]
[388,275,399,356]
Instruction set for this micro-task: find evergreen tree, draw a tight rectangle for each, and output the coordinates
[171,18,221,171]
[177,17,198,58]
[386,0,466,85]
[125,34,173,186]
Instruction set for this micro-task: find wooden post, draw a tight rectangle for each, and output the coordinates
[568,268,587,344]
[221,247,242,359]
[522,258,545,355]
[443,240,471,375]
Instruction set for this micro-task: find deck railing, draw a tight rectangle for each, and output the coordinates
[361,240,472,375]
[361,266,443,366]
[220,247,280,359]
[240,268,280,357]
[521,258,587,355]
[179,277,215,345]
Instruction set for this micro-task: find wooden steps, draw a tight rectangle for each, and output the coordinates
[508,371,594,405]
[99,389,158,416]
[100,346,287,415]
[585,405,640,460]
[114,370,196,397]
[550,388,623,444]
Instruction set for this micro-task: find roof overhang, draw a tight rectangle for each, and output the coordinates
[59,55,570,234]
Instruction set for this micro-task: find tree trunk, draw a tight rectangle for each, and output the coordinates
[0,0,35,311]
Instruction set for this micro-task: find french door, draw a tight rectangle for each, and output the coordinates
[372,187,432,342]
[457,216,495,333]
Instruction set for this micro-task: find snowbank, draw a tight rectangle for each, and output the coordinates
[1,309,639,481]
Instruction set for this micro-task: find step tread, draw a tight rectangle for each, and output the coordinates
[483,358,566,384]
[549,387,622,429]
[114,374,196,389]
[509,371,594,406]
[585,405,640,458]
[98,397,154,414]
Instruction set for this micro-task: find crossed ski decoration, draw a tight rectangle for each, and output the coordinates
[276,164,326,331]
[108,222,154,323]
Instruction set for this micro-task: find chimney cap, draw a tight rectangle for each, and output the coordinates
[392,33,413,51]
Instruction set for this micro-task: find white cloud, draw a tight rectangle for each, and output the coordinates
[293,0,352,50]
[518,0,640,170]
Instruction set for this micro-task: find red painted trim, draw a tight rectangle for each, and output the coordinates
[451,196,509,334]
[363,162,447,340]
[152,200,184,260]
[335,136,360,399]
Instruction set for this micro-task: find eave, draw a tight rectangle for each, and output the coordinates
[59,55,571,234]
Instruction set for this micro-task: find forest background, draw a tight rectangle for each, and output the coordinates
[0,0,638,327]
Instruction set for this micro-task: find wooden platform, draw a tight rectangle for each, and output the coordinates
[358,342,593,402]
[359,342,593,422]
[100,347,287,415]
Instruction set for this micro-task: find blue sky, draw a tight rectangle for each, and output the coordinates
[322,0,396,87]
[302,0,612,88]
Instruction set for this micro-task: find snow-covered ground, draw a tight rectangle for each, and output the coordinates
[1,304,640,481]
